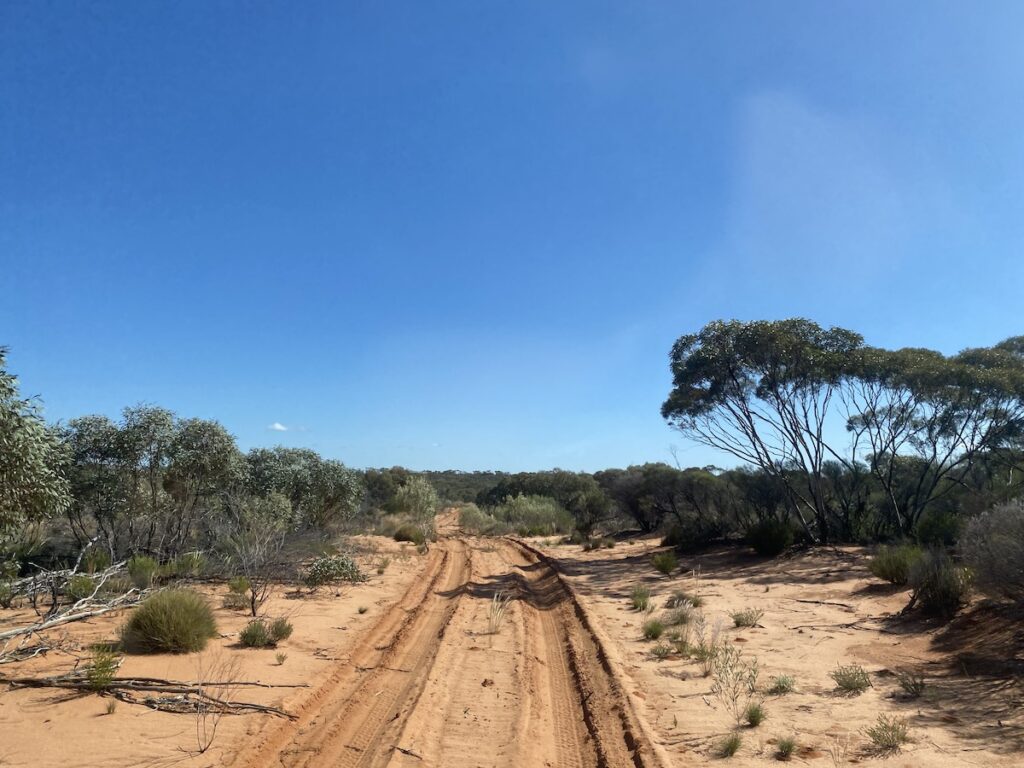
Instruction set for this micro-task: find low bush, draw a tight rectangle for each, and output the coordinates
[127,555,158,589]
[240,617,293,647]
[830,663,871,694]
[86,647,120,691]
[630,585,651,611]
[962,499,1024,606]
[719,733,742,758]
[161,551,206,580]
[864,715,908,752]
[642,618,665,640]
[82,549,111,574]
[269,616,293,642]
[582,536,616,551]
[223,576,250,610]
[746,518,794,557]
[730,608,764,628]
[664,606,693,627]
[766,675,795,695]
[120,589,217,653]
[908,549,971,617]
[744,701,766,727]
[393,525,426,545]
[776,735,796,760]
[66,574,96,602]
[458,503,510,536]
[665,590,702,609]
[869,544,922,585]
[895,668,925,698]
[651,642,673,660]
[651,551,678,576]
[490,494,575,537]
[303,555,367,589]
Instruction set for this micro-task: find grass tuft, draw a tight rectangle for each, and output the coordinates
[830,663,871,694]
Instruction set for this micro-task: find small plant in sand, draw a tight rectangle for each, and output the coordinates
[766,674,795,695]
[358,605,368,614]
[895,667,925,698]
[668,624,692,655]
[730,607,764,628]
[630,584,651,611]
[651,551,678,577]
[193,655,240,754]
[86,646,120,691]
[826,733,851,767]
[303,555,367,591]
[744,701,766,727]
[275,651,288,666]
[830,663,871,694]
[907,549,971,617]
[223,576,251,610]
[719,732,742,758]
[239,617,293,648]
[776,735,797,760]
[664,604,694,627]
[864,714,909,752]
[692,612,724,676]
[376,557,391,575]
[105,699,117,715]
[486,592,511,634]
[642,617,665,640]
[651,642,672,660]
[666,589,703,609]
[711,644,761,726]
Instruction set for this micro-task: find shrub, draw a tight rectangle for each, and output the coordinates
[895,668,925,698]
[711,644,760,725]
[664,606,693,627]
[490,494,575,536]
[651,551,678,576]
[869,544,922,585]
[376,557,391,575]
[303,555,367,589]
[744,701,766,727]
[120,589,217,653]
[82,549,111,574]
[830,663,871,694]
[916,509,961,546]
[161,552,206,580]
[269,617,293,642]
[642,618,665,640]
[66,574,96,602]
[127,555,158,589]
[908,549,971,617]
[393,525,426,546]
[582,536,616,551]
[275,651,288,665]
[239,619,271,648]
[864,715,908,752]
[746,518,793,557]
[962,499,1024,605]
[630,585,651,611]
[651,642,672,660]
[767,675,795,695]
[666,590,702,609]
[776,735,796,760]
[86,647,120,691]
[0,581,14,609]
[730,608,764,628]
[719,733,742,758]
[223,576,250,610]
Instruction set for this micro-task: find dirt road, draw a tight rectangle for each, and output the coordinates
[233,522,661,768]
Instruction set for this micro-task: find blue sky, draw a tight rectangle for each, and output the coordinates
[3,2,1023,472]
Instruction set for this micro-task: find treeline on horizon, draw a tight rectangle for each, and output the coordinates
[3,317,1024,573]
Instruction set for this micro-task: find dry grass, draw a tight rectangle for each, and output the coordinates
[486,592,511,634]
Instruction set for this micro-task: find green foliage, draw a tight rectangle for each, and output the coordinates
[120,589,217,653]
[269,617,293,641]
[775,735,796,760]
[86,647,120,691]
[744,701,766,727]
[246,447,361,529]
[303,555,366,589]
[641,618,665,640]
[730,608,763,628]
[239,619,271,648]
[0,581,13,609]
[82,549,112,573]
[66,574,96,602]
[746,518,794,557]
[830,664,871,694]
[457,503,510,535]
[666,589,703,609]
[629,585,651,611]
[864,715,909,751]
[393,524,426,545]
[391,476,439,521]
[489,494,575,537]
[766,675,795,695]
[581,536,615,550]
[869,544,922,585]
[962,499,1024,605]
[908,549,971,617]
[718,733,742,758]
[664,606,693,627]
[651,642,673,660]
[223,576,250,610]
[0,347,71,539]
[651,551,677,576]
[161,552,206,580]
[895,668,925,698]
[127,555,158,589]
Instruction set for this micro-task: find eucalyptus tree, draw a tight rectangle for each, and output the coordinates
[0,347,70,543]
[661,319,862,542]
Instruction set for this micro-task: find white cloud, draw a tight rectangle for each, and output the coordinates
[267,422,289,432]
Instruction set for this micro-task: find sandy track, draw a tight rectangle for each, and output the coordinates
[239,530,661,768]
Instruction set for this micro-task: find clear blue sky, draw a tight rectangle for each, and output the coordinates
[3,2,1023,472]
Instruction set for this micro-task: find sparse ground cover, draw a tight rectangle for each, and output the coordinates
[535,536,1024,766]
